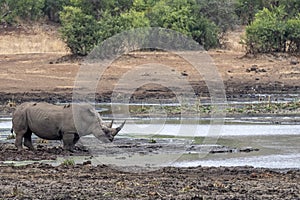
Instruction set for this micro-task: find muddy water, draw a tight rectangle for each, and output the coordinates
[174,134,300,169]
[1,115,299,169]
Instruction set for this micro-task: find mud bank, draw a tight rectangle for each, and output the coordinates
[0,163,299,200]
[0,133,299,199]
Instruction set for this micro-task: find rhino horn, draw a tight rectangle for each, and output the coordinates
[107,120,114,128]
[113,120,126,136]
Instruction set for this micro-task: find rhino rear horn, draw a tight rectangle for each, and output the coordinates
[107,120,114,128]
[113,120,126,136]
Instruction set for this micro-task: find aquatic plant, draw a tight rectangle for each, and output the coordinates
[128,100,300,116]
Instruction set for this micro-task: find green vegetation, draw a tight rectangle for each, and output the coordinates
[129,101,300,116]
[245,6,300,54]
[1,0,300,55]
[59,0,221,54]
[148,138,157,143]
[6,133,15,140]
[61,158,75,166]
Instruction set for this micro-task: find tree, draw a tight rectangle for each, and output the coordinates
[149,0,220,49]
[235,0,264,25]
[12,0,45,21]
[197,0,239,32]
[43,0,70,22]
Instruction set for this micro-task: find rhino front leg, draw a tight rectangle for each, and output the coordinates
[62,132,78,152]
[24,131,34,150]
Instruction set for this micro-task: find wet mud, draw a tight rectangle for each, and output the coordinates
[0,162,299,200]
[0,142,89,162]
[0,137,259,162]
[0,127,299,200]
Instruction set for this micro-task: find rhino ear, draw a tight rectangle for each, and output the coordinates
[88,108,98,117]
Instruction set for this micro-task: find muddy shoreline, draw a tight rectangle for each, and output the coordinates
[0,135,299,199]
[0,80,298,104]
[0,162,299,200]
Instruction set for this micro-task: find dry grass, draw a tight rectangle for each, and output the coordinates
[0,25,68,54]
[222,26,246,52]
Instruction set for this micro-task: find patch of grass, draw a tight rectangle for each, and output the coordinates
[61,158,75,166]
[148,138,157,143]
[192,137,205,144]
[6,134,15,140]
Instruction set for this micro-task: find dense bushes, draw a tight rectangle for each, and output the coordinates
[0,0,45,24]
[60,6,99,55]
[58,0,222,55]
[235,0,300,25]
[286,17,300,52]
[245,6,300,54]
[1,0,300,55]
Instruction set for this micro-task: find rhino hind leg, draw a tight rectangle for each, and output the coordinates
[24,131,34,150]
[15,130,26,151]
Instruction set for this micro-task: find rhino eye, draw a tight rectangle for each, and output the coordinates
[102,128,110,135]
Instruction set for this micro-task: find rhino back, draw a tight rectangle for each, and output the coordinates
[26,103,64,140]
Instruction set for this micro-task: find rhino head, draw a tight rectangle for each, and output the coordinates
[72,104,126,143]
[100,120,126,142]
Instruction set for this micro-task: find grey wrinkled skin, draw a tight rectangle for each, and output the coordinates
[11,102,125,151]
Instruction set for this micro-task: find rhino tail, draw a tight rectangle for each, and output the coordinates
[11,128,13,134]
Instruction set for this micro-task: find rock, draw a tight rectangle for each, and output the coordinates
[239,147,259,152]
[83,160,92,165]
[247,65,263,73]
[250,65,258,71]
[258,68,267,72]
[290,59,299,65]
[181,71,188,76]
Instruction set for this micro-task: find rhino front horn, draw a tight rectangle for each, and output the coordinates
[113,120,126,136]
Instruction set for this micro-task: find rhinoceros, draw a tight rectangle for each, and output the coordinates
[11,102,125,151]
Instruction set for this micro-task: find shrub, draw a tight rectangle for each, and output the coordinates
[149,0,220,50]
[245,6,288,54]
[190,16,220,50]
[286,17,300,52]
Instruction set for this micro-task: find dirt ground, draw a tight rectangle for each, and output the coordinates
[0,26,300,199]
[0,50,299,102]
[0,26,299,107]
